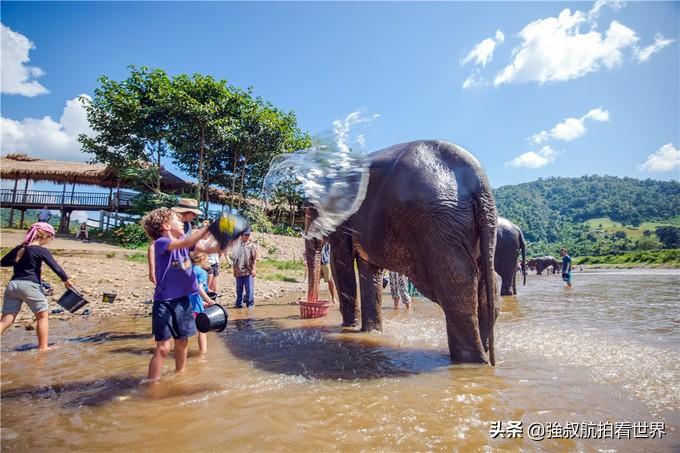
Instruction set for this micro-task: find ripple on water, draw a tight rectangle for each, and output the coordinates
[500,325,680,414]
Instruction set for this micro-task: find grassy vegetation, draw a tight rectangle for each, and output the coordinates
[584,216,680,241]
[257,258,304,282]
[575,249,680,266]
[125,252,148,263]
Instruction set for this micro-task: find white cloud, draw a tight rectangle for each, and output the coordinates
[462,29,505,67]
[462,73,484,90]
[1,95,93,161]
[494,9,638,86]
[507,145,558,168]
[639,143,680,172]
[633,33,675,62]
[1,23,49,96]
[530,108,610,144]
[588,0,625,23]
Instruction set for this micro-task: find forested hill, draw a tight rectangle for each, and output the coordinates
[493,175,680,249]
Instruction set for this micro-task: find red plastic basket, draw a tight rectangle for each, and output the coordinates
[299,300,331,319]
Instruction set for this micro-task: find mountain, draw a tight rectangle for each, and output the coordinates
[493,175,680,256]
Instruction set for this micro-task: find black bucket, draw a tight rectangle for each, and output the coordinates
[102,292,117,304]
[208,214,249,249]
[196,304,228,333]
[57,287,89,313]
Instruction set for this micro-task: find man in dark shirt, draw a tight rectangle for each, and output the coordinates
[560,248,572,288]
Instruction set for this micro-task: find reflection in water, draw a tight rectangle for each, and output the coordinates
[0,270,677,451]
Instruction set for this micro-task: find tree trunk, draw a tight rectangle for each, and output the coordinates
[238,157,248,210]
[156,139,162,192]
[197,125,205,200]
[230,146,239,207]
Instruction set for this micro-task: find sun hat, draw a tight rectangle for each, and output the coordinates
[171,198,203,215]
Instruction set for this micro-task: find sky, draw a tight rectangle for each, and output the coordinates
[1,0,679,198]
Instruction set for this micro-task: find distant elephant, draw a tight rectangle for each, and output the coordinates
[495,217,526,296]
[527,256,560,275]
[305,140,498,365]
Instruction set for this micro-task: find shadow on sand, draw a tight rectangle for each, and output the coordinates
[220,317,451,380]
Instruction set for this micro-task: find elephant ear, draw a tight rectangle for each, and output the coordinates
[264,145,371,240]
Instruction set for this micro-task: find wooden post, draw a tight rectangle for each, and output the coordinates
[21,178,29,203]
[19,209,26,229]
[59,182,67,233]
[8,178,19,227]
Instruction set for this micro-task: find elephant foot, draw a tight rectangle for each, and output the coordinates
[500,290,514,296]
[449,346,489,365]
[341,320,358,328]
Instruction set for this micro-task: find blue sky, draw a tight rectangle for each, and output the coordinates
[2,1,678,194]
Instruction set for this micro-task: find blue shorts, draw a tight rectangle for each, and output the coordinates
[152,296,196,341]
[562,272,572,283]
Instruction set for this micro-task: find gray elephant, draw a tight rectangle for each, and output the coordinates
[527,256,560,275]
[304,140,498,365]
[495,217,526,296]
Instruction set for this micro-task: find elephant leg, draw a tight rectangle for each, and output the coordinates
[512,270,517,295]
[499,271,513,296]
[356,258,383,332]
[423,250,488,363]
[329,234,358,327]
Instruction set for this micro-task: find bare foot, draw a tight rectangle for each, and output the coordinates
[38,344,60,352]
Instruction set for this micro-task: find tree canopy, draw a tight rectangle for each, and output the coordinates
[79,66,311,212]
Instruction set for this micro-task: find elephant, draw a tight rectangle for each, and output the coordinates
[304,140,498,365]
[495,217,526,296]
[527,256,560,275]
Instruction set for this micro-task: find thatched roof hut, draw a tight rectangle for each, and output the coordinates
[0,153,187,192]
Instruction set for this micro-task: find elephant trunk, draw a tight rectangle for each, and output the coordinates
[304,207,323,303]
[305,239,322,303]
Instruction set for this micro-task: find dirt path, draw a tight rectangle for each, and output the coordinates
[0,229,313,327]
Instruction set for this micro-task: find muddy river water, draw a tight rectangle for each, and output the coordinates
[1,270,678,451]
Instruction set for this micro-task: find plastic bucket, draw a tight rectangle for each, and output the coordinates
[208,214,249,249]
[196,304,228,333]
[102,292,117,304]
[57,287,89,313]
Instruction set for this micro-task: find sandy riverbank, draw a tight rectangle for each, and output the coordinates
[0,230,311,326]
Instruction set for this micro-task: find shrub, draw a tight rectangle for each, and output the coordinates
[240,205,274,234]
[112,223,149,249]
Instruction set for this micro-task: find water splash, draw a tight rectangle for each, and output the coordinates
[264,110,379,239]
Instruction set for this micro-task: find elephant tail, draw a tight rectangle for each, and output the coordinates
[475,193,498,366]
[520,230,526,286]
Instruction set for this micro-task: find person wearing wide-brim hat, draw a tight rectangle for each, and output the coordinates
[172,198,203,235]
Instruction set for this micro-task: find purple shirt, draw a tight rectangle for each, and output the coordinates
[153,236,199,301]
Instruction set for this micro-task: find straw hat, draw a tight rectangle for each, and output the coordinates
[172,198,203,215]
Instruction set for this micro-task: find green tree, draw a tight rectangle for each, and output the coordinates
[79,66,173,192]
[655,226,680,249]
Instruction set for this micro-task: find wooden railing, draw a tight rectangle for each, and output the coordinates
[0,189,115,208]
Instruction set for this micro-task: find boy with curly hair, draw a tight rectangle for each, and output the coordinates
[141,208,217,381]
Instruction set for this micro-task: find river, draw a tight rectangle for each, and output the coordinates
[1,269,678,451]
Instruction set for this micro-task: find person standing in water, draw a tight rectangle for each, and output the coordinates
[1,222,74,350]
[319,243,337,304]
[389,271,411,310]
[560,248,573,288]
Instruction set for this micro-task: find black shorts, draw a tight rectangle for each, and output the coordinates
[152,296,196,341]
[208,263,220,276]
